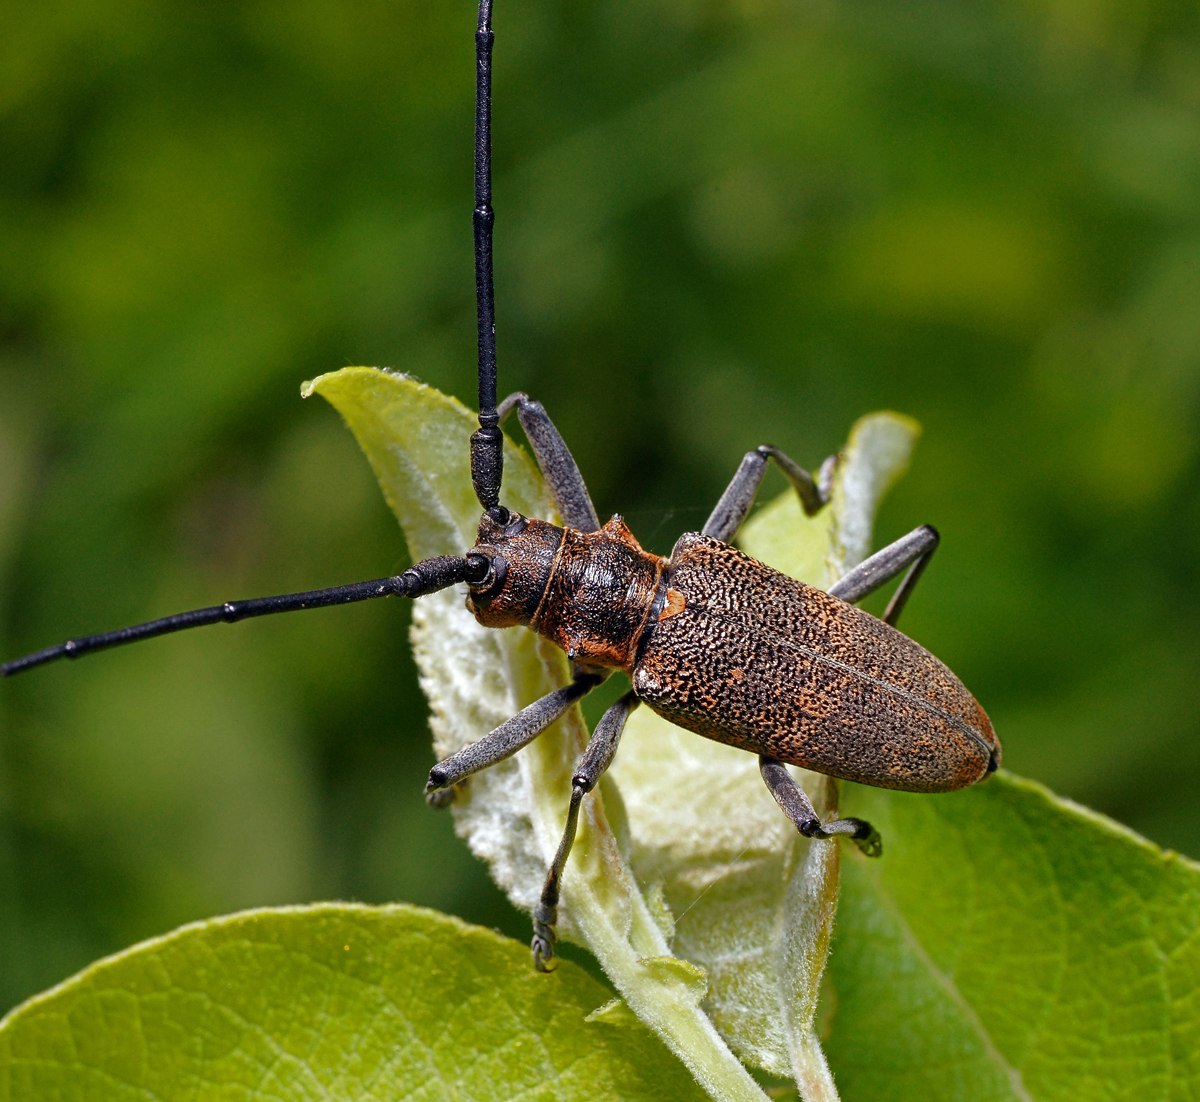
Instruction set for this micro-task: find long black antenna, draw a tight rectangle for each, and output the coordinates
[2,557,480,676]
[3,13,503,677]
[469,0,504,513]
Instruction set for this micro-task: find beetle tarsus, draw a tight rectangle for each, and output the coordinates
[759,756,886,857]
[532,901,559,972]
[798,814,881,856]
[424,783,457,809]
[851,820,883,858]
[701,444,834,541]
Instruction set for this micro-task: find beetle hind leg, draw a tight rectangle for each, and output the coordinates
[827,524,940,628]
[759,756,882,858]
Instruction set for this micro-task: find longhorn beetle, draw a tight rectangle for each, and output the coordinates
[3,1,1000,971]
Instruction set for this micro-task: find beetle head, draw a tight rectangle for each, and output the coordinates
[465,509,562,629]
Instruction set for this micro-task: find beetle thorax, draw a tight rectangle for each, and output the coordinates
[467,512,665,671]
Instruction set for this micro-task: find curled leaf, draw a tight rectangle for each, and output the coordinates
[308,369,917,1098]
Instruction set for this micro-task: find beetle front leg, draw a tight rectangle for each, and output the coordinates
[532,690,639,971]
[425,670,606,803]
[759,756,882,857]
[497,392,601,533]
[702,446,837,542]
[827,524,939,628]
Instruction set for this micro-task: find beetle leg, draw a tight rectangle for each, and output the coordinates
[702,446,837,541]
[759,756,882,857]
[497,392,602,533]
[532,689,639,971]
[827,524,940,628]
[424,670,607,802]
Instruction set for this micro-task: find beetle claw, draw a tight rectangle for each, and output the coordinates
[424,785,457,809]
[424,770,463,808]
[531,916,558,972]
[853,823,883,858]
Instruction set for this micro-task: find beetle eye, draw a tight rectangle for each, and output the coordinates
[465,552,507,597]
[464,552,491,585]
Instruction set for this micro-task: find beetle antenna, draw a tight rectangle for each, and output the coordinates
[2,555,483,677]
[469,0,504,515]
[4,13,511,678]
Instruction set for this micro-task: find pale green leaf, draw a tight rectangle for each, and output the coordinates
[307,370,918,1099]
[303,368,569,923]
[0,903,707,1100]
[306,368,767,1101]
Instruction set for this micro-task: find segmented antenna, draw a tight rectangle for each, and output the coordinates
[469,0,504,513]
[2,14,504,677]
[1,557,482,676]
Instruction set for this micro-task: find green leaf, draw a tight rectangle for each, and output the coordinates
[306,369,920,1099]
[0,903,707,1100]
[305,369,1200,1100]
[825,774,1200,1102]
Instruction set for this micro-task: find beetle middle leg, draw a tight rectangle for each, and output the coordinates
[702,445,838,542]
[759,756,882,858]
[532,689,639,971]
[754,526,942,851]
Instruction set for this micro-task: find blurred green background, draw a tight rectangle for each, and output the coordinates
[1,0,1198,1012]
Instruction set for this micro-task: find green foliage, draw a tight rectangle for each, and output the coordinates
[828,775,1200,1101]
[0,903,706,1101]
[321,370,1200,1098]
[3,369,1195,1099]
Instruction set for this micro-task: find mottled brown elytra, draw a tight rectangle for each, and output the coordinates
[2,1,999,971]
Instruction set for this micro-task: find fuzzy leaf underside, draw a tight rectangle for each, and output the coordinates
[308,368,921,1098]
